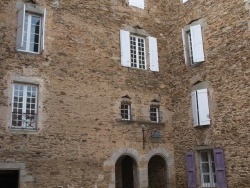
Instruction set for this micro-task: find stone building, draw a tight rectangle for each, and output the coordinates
[0,0,249,188]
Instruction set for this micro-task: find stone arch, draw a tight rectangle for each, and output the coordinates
[146,148,175,188]
[104,148,142,188]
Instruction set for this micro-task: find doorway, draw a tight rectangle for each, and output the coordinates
[115,155,138,188]
[148,155,167,188]
[0,170,19,188]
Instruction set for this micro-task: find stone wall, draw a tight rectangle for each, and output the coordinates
[0,0,175,187]
[168,0,250,187]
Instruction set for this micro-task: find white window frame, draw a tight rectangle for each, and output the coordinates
[150,105,160,123]
[183,0,189,3]
[16,3,46,54]
[11,83,38,130]
[200,150,216,188]
[182,21,205,66]
[121,103,131,121]
[130,35,146,69]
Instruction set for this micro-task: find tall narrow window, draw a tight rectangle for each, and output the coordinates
[121,103,131,121]
[11,83,38,130]
[130,35,146,69]
[21,13,41,53]
[200,150,216,187]
[16,3,46,54]
[150,105,160,123]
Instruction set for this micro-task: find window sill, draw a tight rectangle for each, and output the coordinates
[9,127,39,134]
[116,119,165,125]
[194,124,210,128]
[17,49,41,55]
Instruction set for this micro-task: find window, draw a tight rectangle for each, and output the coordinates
[200,150,216,187]
[182,22,205,66]
[11,83,38,130]
[150,105,160,123]
[186,148,227,188]
[16,3,46,54]
[121,103,131,121]
[120,29,159,72]
[130,35,146,69]
[183,0,188,3]
[191,88,210,126]
[129,0,144,9]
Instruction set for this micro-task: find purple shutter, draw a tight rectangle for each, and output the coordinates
[213,148,227,188]
[186,151,197,188]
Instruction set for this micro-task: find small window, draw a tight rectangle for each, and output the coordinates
[16,3,46,54]
[11,83,38,130]
[121,102,131,121]
[129,0,144,9]
[200,150,216,187]
[191,88,210,126]
[150,105,160,123]
[183,0,188,3]
[182,21,205,66]
[120,29,159,72]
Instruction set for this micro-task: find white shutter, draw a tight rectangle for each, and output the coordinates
[190,24,205,63]
[149,36,159,72]
[191,91,199,127]
[182,29,188,65]
[16,4,25,49]
[197,89,210,125]
[183,0,188,3]
[120,30,131,67]
[138,0,145,9]
[129,0,144,9]
[41,9,46,52]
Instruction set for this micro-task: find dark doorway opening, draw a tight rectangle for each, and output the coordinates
[148,155,167,188]
[0,170,19,188]
[115,155,138,188]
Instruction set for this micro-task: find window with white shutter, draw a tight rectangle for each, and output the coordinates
[129,0,144,9]
[16,2,46,54]
[182,21,205,66]
[120,29,159,72]
[191,88,210,127]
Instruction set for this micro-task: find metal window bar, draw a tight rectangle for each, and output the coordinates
[11,112,38,130]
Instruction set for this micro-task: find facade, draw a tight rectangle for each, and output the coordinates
[0,0,249,188]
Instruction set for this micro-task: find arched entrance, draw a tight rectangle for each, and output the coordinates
[148,155,167,188]
[115,155,139,188]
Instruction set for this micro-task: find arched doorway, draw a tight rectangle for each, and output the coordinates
[148,155,167,188]
[115,155,139,188]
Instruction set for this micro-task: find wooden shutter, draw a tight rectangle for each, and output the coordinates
[213,148,227,188]
[41,9,47,52]
[149,36,159,72]
[182,29,188,65]
[120,30,131,67]
[16,3,25,49]
[197,89,210,125]
[191,91,198,127]
[186,151,197,188]
[190,24,205,63]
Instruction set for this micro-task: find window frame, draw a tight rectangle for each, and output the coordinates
[11,83,39,130]
[16,2,46,54]
[120,102,131,121]
[199,150,216,188]
[130,34,147,70]
[150,105,160,123]
[182,19,205,66]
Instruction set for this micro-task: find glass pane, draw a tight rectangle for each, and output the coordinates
[31,25,40,34]
[203,175,210,183]
[201,152,208,162]
[202,163,209,173]
[31,16,40,25]
[25,14,28,23]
